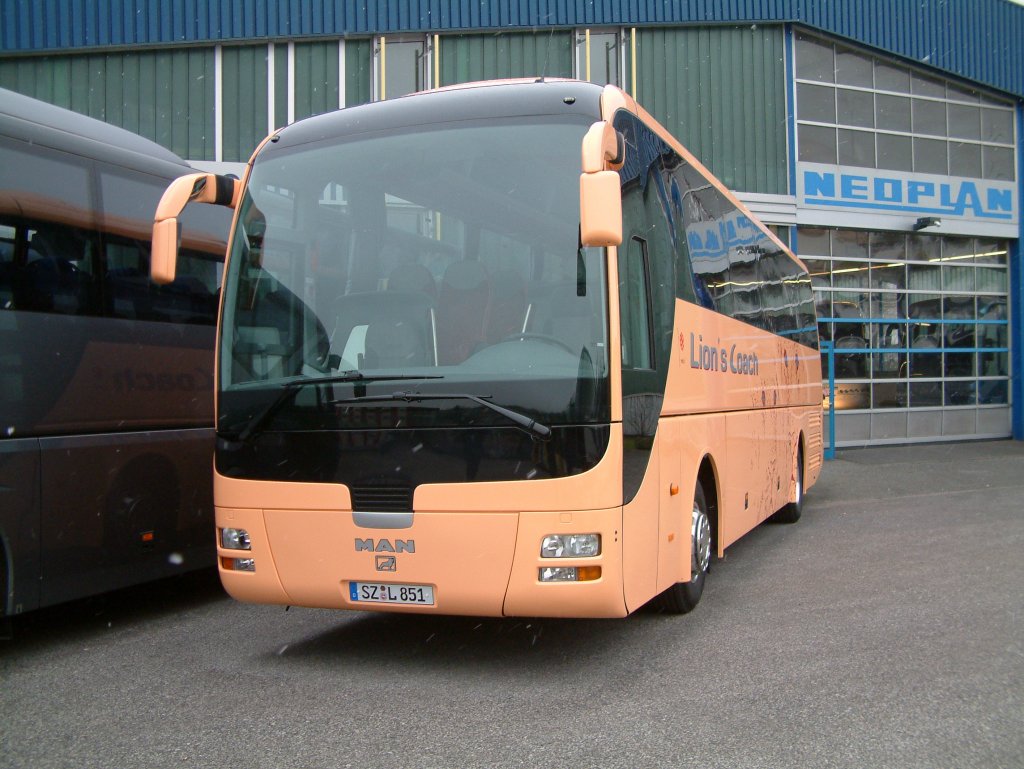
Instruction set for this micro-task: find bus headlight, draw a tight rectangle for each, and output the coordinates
[220,528,251,550]
[540,533,601,558]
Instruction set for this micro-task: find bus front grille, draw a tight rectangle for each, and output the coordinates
[351,485,413,512]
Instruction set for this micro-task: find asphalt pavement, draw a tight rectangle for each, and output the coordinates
[1,439,1022,769]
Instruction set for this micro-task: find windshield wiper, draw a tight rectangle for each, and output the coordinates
[329,390,552,441]
[228,371,444,443]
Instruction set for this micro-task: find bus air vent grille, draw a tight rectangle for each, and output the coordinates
[351,485,413,513]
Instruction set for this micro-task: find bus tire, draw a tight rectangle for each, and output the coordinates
[656,480,712,614]
[771,446,804,524]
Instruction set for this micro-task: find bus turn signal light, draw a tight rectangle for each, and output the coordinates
[221,557,255,572]
[539,566,601,583]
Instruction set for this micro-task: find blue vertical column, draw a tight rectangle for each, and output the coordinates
[1012,103,1024,440]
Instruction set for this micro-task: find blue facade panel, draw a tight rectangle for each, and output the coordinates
[2,1,1023,99]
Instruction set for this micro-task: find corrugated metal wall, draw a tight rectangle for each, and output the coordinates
[0,47,216,160]
[439,31,573,86]
[222,45,267,163]
[634,25,787,194]
[294,40,340,121]
[2,0,1022,99]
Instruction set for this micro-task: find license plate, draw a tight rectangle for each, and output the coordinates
[349,581,435,606]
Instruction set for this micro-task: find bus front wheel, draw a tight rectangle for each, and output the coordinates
[655,481,711,614]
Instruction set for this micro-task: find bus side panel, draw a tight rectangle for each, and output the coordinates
[38,428,215,607]
[621,427,660,613]
[652,413,726,597]
[720,407,792,550]
[0,438,41,615]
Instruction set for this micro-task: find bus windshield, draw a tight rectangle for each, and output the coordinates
[219,115,610,438]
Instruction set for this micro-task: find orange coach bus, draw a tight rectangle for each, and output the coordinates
[150,79,822,618]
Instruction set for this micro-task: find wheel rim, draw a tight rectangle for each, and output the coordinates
[794,454,803,506]
[691,502,711,582]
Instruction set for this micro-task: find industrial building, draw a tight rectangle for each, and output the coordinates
[1,0,1021,446]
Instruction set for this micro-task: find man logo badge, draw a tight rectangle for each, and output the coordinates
[376,555,397,572]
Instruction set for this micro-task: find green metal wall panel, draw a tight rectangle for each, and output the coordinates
[294,40,339,121]
[634,26,787,195]
[222,45,268,163]
[273,43,288,127]
[0,49,216,161]
[344,38,372,107]
[439,31,572,86]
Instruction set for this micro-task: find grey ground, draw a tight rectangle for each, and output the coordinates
[2,440,1022,769]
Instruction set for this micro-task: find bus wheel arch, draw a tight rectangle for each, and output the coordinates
[771,436,805,524]
[655,455,718,614]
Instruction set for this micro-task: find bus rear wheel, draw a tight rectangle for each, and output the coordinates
[656,481,711,614]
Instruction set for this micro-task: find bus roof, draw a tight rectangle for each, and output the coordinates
[0,86,193,177]
[268,79,606,152]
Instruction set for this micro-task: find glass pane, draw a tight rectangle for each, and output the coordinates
[975,267,1007,293]
[908,263,940,291]
[909,380,942,407]
[835,49,873,87]
[981,108,1013,143]
[947,83,980,103]
[836,89,874,128]
[587,32,620,86]
[798,227,831,256]
[943,265,975,292]
[796,35,835,82]
[914,137,948,175]
[799,124,837,163]
[875,62,911,93]
[620,237,653,370]
[947,104,981,140]
[831,261,870,290]
[908,234,940,262]
[873,381,905,407]
[908,292,942,379]
[871,263,905,290]
[871,232,905,260]
[837,128,875,167]
[978,379,1007,405]
[982,146,1014,181]
[803,258,831,289]
[911,73,945,98]
[832,230,869,259]
[974,241,1007,265]
[798,83,837,123]
[876,94,911,132]
[912,98,947,136]
[944,380,975,406]
[943,237,975,260]
[948,142,982,178]
[383,39,425,98]
[877,133,913,172]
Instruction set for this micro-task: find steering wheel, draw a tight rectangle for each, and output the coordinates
[501,333,577,356]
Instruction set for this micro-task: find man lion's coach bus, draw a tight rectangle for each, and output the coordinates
[0,88,228,616]
[150,80,822,618]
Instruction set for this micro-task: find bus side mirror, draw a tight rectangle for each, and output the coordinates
[151,172,239,285]
[580,171,622,247]
[579,121,623,247]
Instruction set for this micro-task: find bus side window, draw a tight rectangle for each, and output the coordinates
[19,223,100,316]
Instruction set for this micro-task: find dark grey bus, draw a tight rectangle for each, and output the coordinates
[0,88,229,615]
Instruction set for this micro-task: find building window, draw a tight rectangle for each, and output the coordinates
[803,227,1009,415]
[576,29,624,86]
[794,33,1016,182]
[375,36,431,100]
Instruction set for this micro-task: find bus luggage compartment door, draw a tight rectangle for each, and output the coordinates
[262,509,519,616]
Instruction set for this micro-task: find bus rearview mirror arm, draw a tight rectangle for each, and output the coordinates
[579,121,624,248]
[151,172,240,285]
